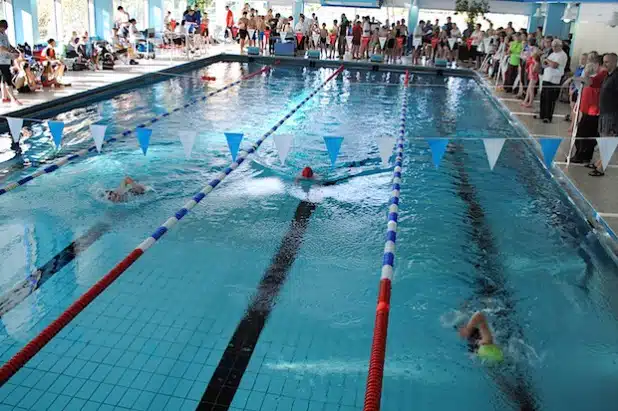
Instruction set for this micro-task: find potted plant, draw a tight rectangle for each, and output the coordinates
[455,0,490,33]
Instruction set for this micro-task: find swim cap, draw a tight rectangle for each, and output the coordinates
[301,167,314,178]
[477,344,504,363]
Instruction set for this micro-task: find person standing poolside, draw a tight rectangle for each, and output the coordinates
[238,12,249,53]
[0,20,20,105]
[458,311,504,363]
[329,21,338,59]
[538,39,568,123]
[338,14,349,59]
[225,6,234,41]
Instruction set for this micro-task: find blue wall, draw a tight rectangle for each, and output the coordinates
[13,0,35,44]
[149,0,164,32]
[543,3,566,37]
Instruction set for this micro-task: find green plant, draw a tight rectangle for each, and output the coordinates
[189,0,214,12]
[455,0,490,31]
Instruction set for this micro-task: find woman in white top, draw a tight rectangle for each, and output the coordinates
[449,23,462,62]
[469,24,483,69]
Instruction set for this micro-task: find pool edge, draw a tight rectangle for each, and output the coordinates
[472,71,618,264]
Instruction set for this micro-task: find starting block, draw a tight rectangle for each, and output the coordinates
[247,47,260,56]
[435,59,448,67]
[307,50,320,59]
[370,54,384,63]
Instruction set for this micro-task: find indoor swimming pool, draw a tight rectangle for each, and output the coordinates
[0,61,617,411]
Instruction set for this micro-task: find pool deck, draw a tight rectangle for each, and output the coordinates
[485,77,618,235]
[3,46,615,237]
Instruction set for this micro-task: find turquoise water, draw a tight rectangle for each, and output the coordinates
[0,62,617,411]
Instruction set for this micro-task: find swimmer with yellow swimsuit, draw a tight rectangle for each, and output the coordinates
[458,311,504,363]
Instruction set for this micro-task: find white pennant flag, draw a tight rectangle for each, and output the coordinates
[597,137,618,171]
[346,35,353,46]
[482,139,506,170]
[90,124,107,152]
[273,134,293,165]
[179,131,197,159]
[377,137,396,165]
[312,34,320,44]
[379,37,386,49]
[248,29,255,39]
[412,37,421,47]
[6,117,23,143]
[448,38,456,49]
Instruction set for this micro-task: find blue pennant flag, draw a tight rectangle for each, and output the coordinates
[136,127,152,155]
[539,137,562,168]
[323,136,344,168]
[426,138,449,168]
[225,132,244,161]
[48,121,65,148]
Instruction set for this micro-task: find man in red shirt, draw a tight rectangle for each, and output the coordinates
[351,20,362,59]
[572,55,607,164]
[225,6,234,40]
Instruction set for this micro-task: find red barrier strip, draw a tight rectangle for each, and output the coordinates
[363,70,409,411]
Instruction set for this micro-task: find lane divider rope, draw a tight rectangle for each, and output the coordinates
[0,65,344,386]
[363,70,408,411]
[0,65,271,197]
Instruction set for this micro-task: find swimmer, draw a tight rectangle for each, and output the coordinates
[458,311,504,363]
[294,166,320,183]
[105,176,146,203]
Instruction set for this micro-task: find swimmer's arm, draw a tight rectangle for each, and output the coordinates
[459,311,494,345]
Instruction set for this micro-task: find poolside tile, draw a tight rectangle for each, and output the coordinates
[103,384,127,406]
[91,363,114,382]
[159,376,180,396]
[181,399,199,410]
[133,391,156,411]
[230,388,250,408]
[30,391,58,411]
[75,380,100,400]
[21,369,45,388]
[148,393,171,411]
[63,377,87,397]
[48,374,73,394]
[145,372,166,392]
[276,396,295,411]
[261,393,280,409]
[50,394,72,410]
[13,388,44,409]
[172,378,193,398]
[35,371,60,391]
[63,397,87,411]
[292,399,310,411]
[118,387,142,408]
[131,371,153,390]
[89,382,114,403]
[186,381,205,401]
[117,368,139,387]
[166,396,185,410]
[2,385,28,406]
[245,391,265,411]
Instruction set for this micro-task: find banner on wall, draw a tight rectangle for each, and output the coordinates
[6,117,23,143]
[225,132,244,161]
[136,127,152,155]
[324,136,344,167]
[90,124,107,153]
[48,121,65,149]
[273,134,293,165]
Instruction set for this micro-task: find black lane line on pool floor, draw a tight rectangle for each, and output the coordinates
[197,200,317,411]
[450,143,538,411]
[0,222,110,317]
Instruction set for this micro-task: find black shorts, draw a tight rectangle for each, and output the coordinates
[387,38,395,49]
[239,29,248,40]
[571,90,578,103]
[470,45,478,58]
[0,64,12,86]
[320,37,326,44]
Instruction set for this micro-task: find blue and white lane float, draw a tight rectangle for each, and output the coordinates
[0,66,271,197]
[0,65,345,385]
[364,70,408,411]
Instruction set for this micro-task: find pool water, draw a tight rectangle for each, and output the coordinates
[0,61,618,411]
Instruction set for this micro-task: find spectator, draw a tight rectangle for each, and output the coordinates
[504,33,523,93]
[225,6,234,41]
[443,16,453,37]
[43,39,67,85]
[470,24,483,68]
[537,39,568,123]
[0,19,19,104]
[589,53,618,176]
[571,54,605,164]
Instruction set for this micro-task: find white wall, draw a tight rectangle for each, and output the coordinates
[572,3,618,67]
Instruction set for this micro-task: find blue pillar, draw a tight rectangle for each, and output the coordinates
[94,0,114,41]
[149,0,164,32]
[543,3,566,38]
[527,3,538,33]
[13,0,36,44]
[408,4,419,36]
[30,0,40,43]
[293,0,303,26]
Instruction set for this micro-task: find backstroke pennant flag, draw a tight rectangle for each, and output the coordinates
[482,138,506,170]
[136,127,152,155]
[225,132,243,161]
[48,121,65,149]
[377,136,396,165]
[448,38,456,49]
[6,117,23,143]
[273,134,293,165]
[312,33,320,45]
[597,137,618,170]
[248,29,256,39]
[538,137,562,168]
[324,136,344,168]
[90,124,107,153]
[179,131,197,159]
[379,37,386,49]
[426,138,449,168]
[296,33,303,44]
[346,35,353,46]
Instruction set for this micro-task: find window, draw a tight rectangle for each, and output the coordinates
[114,0,147,28]
[61,0,89,42]
[37,0,57,41]
[164,0,188,22]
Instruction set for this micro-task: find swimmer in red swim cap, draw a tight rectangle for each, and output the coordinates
[301,166,314,178]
